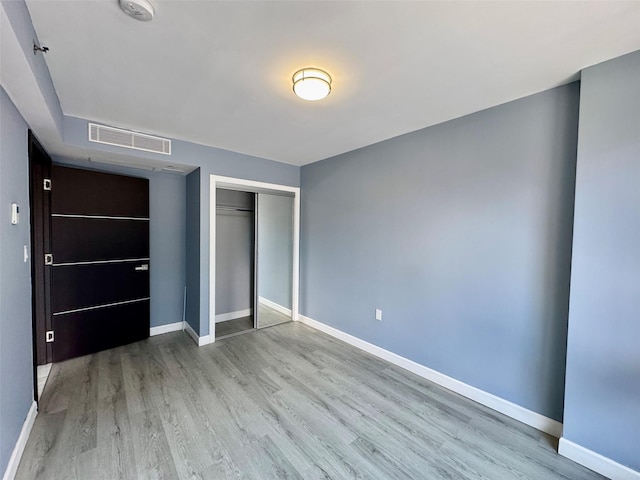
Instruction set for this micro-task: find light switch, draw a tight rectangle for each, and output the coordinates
[375,309,382,321]
[11,203,19,225]
[24,245,29,263]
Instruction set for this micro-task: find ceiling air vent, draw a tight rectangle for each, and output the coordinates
[88,123,171,155]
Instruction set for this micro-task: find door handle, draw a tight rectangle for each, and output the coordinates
[135,264,149,271]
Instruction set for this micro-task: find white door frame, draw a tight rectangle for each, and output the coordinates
[209,174,300,342]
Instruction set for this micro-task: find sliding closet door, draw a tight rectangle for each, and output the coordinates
[256,193,294,329]
[50,166,150,362]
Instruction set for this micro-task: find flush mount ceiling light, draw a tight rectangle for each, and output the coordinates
[119,0,155,21]
[292,68,332,101]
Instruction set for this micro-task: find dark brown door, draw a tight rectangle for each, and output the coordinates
[49,166,150,362]
[28,132,53,371]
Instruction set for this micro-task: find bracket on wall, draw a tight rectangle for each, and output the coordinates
[33,41,49,55]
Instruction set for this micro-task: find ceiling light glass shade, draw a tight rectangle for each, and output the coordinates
[292,68,332,101]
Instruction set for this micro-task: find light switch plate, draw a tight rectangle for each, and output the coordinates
[11,203,19,225]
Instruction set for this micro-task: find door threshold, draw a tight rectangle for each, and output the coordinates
[215,320,292,341]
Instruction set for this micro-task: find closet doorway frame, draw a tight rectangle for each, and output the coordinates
[209,175,300,341]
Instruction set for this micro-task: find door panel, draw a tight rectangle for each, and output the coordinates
[51,167,149,217]
[50,165,150,362]
[52,300,150,362]
[256,193,294,329]
[51,262,150,313]
[51,217,149,263]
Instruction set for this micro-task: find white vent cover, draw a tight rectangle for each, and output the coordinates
[88,123,171,155]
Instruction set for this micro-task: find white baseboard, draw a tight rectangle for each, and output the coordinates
[150,321,184,337]
[559,438,639,480]
[184,321,213,346]
[298,314,563,438]
[36,364,52,400]
[258,297,292,317]
[2,401,37,480]
[215,308,253,323]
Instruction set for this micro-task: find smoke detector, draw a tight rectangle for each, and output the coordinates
[119,0,154,21]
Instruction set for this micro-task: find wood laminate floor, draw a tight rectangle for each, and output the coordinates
[16,322,603,480]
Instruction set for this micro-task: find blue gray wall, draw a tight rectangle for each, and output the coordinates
[258,194,294,309]
[0,87,34,475]
[53,158,187,329]
[563,51,640,471]
[300,83,580,422]
[148,173,186,327]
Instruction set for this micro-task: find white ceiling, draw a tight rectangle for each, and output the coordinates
[25,1,640,166]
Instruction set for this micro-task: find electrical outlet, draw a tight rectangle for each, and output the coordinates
[375,309,382,321]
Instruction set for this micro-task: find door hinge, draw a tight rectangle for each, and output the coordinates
[45,331,54,343]
[44,253,53,265]
[43,178,52,191]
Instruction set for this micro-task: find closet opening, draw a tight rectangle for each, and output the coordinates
[211,176,299,341]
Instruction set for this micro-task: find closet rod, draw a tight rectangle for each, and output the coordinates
[216,206,254,212]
